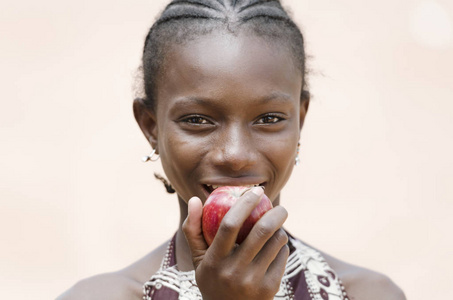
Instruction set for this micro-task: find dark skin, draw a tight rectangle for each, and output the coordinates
[137,31,303,299]
[57,31,406,300]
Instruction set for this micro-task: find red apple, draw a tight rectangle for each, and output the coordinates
[202,186,273,246]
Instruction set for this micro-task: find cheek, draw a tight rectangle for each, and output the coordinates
[258,131,299,194]
[158,128,205,188]
[269,141,297,178]
[161,138,193,169]
[258,124,299,165]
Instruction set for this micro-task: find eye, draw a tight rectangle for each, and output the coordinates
[255,114,285,124]
[180,115,212,125]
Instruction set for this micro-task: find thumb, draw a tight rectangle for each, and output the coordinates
[182,197,208,270]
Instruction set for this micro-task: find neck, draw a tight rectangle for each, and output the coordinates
[174,193,281,271]
[175,196,194,271]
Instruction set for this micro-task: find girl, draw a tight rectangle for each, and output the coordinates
[58,1,405,299]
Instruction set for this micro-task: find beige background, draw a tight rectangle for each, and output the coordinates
[1,0,452,299]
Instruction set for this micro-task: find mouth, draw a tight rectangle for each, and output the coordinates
[202,182,266,196]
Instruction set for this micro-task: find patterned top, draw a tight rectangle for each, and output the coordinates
[143,233,349,300]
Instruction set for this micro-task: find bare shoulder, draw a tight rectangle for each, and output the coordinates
[56,272,142,300]
[322,251,406,300]
[56,240,169,300]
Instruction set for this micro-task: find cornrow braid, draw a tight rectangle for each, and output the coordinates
[140,0,309,111]
[157,0,224,25]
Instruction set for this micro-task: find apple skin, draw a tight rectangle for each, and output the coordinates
[202,186,273,246]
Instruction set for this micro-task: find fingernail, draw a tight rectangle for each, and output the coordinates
[187,197,194,217]
[252,186,264,196]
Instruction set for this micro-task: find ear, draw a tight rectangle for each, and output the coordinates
[299,90,310,131]
[133,98,158,151]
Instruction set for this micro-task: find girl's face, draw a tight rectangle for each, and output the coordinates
[140,31,308,204]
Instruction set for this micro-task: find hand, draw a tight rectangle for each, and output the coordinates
[182,187,289,300]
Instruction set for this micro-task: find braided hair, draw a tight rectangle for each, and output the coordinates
[140,0,309,111]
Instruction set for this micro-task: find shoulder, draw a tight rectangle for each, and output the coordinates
[321,251,406,300]
[56,272,142,300]
[340,267,406,300]
[56,240,169,300]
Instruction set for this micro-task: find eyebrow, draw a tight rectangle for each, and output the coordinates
[172,91,294,107]
[257,91,294,104]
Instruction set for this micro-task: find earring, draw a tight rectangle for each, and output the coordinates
[142,148,159,162]
[295,142,300,166]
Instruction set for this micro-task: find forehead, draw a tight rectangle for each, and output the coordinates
[155,31,302,110]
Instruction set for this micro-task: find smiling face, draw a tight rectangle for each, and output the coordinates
[137,31,308,204]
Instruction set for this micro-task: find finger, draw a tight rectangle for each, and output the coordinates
[264,243,290,293]
[251,228,289,273]
[237,206,288,263]
[209,187,264,257]
[182,197,208,270]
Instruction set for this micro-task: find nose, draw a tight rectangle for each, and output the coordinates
[211,124,258,172]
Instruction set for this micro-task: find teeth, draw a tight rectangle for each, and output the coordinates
[206,184,261,190]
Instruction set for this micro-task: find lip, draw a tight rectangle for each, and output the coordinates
[200,178,267,198]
